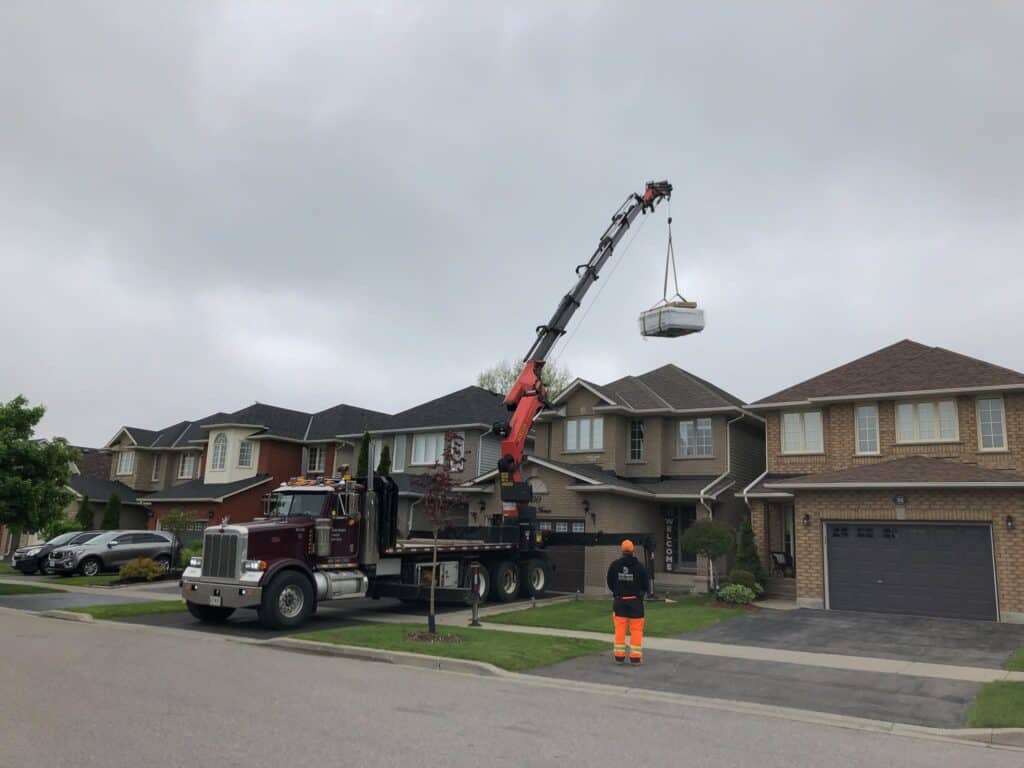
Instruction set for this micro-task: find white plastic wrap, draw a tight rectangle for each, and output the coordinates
[638,305,705,338]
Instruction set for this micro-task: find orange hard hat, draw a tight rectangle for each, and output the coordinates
[620,539,634,554]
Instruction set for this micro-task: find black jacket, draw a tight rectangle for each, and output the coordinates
[607,554,649,618]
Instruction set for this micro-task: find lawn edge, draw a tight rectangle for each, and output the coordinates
[39,609,94,623]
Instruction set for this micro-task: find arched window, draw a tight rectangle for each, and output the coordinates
[528,476,548,497]
[212,433,228,470]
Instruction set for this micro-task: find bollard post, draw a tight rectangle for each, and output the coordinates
[469,562,482,627]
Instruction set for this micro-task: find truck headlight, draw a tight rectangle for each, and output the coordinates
[242,560,267,572]
[189,557,203,568]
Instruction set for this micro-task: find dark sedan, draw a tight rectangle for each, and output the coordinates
[11,531,103,574]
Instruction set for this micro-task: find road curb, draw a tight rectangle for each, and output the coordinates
[38,609,94,623]
[261,637,509,677]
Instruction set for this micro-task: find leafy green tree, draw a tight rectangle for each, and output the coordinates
[734,518,766,585]
[102,493,122,529]
[356,432,371,478]
[41,517,83,542]
[376,444,392,476]
[75,494,93,529]
[158,508,196,567]
[681,518,736,591]
[476,359,573,399]
[0,395,78,538]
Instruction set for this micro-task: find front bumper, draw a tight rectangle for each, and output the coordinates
[182,577,263,609]
[47,557,78,574]
[12,553,43,571]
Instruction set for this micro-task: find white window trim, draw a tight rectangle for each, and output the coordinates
[151,454,162,482]
[237,440,254,468]
[780,411,824,455]
[115,450,135,476]
[854,403,881,456]
[178,453,196,480]
[627,419,645,463]
[392,435,407,473]
[211,433,228,471]
[894,399,959,445]
[976,396,1009,453]
[675,417,714,459]
[307,445,325,474]
[563,416,605,453]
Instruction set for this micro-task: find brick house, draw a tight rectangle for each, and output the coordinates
[743,340,1024,622]
[464,365,765,594]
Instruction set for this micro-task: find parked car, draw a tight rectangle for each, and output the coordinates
[11,531,103,575]
[48,530,178,577]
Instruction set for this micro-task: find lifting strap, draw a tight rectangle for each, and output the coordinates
[647,212,695,311]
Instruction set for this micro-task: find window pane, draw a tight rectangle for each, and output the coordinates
[591,418,603,450]
[938,400,957,440]
[979,398,1005,449]
[212,435,227,470]
[855,405,879,453]
[803,412,823,452]
[782,413,802,453]
[896,404,915,442]
[917,403,936,441]
[238,441,253,467]
[696,418,713,456]
[578,418,591,451]
[555,521,568,533]
[393,435,407,471]
[565,420,577,451]
[571,521,585,533]
[679,421,695,456]
[629,420,644,461]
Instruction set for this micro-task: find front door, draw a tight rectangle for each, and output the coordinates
[664,506,697,573]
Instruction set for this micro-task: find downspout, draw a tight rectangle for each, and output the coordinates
[697,415,743,592]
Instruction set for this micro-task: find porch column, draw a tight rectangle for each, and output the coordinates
[750,500,771,575]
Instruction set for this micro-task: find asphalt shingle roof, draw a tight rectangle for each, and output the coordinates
[527,457,728,498]
[68,476,146,505]
[123,426,160,446]
[764,457,1024,487]
[144,474,273,502]
[204,403,313,440]
[308,404,391,440]
[561,364,745,413]
[753,340,1024,405]
[384,386,507,432]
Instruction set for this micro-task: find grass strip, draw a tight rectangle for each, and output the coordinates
[299,622,607,672]
[69,600,187,620]
[0,583,64,595]
[967,682,1024,728]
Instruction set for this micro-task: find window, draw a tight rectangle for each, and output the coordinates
[571,521,585,533]
[238,440,254,467]
[211,434,228,470]
[393,435,407,472]
[882,527,897,539]
[855,404,879,454]
[677,418,713,457]
[115,451,135,476]
[628,420,645,461]
[978,398,1007,451]
[895,400,958,443]
[831,526,849,538]
[555,521,569,533]
[781,411,823,454]
[178,453,196,479]
[538,521,553,532]
[151,454,162,482]
[564,417,604,452]
[856,527,874,538]
[307,445,325,474]
[412,433,445,465]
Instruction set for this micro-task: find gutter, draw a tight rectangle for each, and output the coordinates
[765,480,1024,490]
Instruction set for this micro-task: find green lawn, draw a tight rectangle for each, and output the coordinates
[0,583,64,595]
[52,574,124,587]
[1005,647,1024,672]
[968,682,1024,728]
[69,600,186,620]
[299,623,608,672]
[0,563,17,575]
[486,597,748,637]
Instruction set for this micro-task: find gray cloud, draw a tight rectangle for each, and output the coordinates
[2,1,1022,445]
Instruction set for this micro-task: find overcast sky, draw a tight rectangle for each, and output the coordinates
[2,2,1022,446]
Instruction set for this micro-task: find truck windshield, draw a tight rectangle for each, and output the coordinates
[267,492,326,518]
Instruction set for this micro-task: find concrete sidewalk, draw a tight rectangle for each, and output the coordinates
[362,609,1024,684]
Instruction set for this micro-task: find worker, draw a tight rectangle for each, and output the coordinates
[606,539,649,665]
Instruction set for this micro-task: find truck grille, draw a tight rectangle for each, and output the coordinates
[202,531,242,579]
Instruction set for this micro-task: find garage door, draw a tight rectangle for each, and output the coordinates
[538,519,585,593]
[826,523,997,621]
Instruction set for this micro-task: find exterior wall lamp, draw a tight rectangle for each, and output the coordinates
[581,499,595,524]
[801,513,811,528]
[1007,515,1015,530]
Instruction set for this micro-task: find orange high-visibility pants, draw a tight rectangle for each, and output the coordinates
[612,613,645,662]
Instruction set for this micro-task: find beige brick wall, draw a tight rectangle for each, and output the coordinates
[789,489,1024,618]
[765,393,1024,475]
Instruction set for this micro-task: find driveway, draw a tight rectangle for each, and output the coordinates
[0,592,155,611]
[687,609,1024,669]
[532,650,980,728]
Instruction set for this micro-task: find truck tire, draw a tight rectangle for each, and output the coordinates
[521,560,550,598]
[259,571,315,629]
[186,602,236,623]
[490,560,519,603]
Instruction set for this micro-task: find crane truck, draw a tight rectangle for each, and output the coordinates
[181,181,674,629]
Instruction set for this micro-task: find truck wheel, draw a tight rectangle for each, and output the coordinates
[259,571,314,629]
[186,602,236,623]
[79,558,101,577]
[490,561,519,602]
[522,560,550,598]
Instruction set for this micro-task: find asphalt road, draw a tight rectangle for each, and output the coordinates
[1,611,1017,768]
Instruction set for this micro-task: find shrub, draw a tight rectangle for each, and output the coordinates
[119,558,165,582]
[102,493,122,529]
[734,519,767,585]
[716,583,756,605]
[179,541,203,567]
[728,569,757,591]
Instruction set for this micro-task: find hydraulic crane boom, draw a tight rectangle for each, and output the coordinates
[496,180,673,517]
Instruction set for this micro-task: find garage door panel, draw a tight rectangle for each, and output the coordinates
[826,523,996,621]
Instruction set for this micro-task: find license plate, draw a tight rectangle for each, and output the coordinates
[208,595,222,607]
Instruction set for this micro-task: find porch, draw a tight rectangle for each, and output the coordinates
[758,501,796,598]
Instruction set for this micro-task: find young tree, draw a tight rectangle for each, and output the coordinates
[681,518,736,591]
[356,432,372,478]
[411,431,464,635]
[102,493,122,530]
[0,396,78,539]
[376,444,392,476]
[75,494,93,529]
[158,508,196,568]
[476,359,573,399]
[734,518,766,585]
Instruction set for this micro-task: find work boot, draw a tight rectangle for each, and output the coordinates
[629,657,643,666]
[614,655,626,664]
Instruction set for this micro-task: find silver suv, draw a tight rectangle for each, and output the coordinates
[48,530,178,577]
